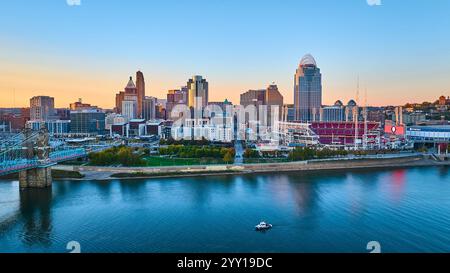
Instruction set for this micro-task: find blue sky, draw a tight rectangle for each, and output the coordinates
[0,0,449,108]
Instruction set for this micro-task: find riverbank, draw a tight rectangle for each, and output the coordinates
[0,169,85,180]
[51,154,449,181]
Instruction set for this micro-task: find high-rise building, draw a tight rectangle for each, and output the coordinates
[0,109,30,132]
[125,76,137,94]
[70,109,106,136]
[70,98,98,111]
[30,96,55,121]
[265,84,284,126]
[166,88,188,119]
[136,71,146,118]
[187,76,209,109]
[142,96,157,121]
[240,89,266,107]
[282,104,295,122]
[239,85,283,131]
[155,102,167,120]
[115,91,125,114]
[122,95,138,120]
[56,108,71,120]
[115,76,138,115]
[240,89,267,135]
[294,54,322,122]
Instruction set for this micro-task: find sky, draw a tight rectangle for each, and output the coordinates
[0,0,449,108]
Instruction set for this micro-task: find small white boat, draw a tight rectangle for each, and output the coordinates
[255,221,273,231]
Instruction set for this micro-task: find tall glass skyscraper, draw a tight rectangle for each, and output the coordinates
[294,54,322,122]
[187,75,209,109]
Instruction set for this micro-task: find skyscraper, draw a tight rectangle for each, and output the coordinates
[125,76,137,94]
[142,96,157,121]
[30,96,55,121]
[115,76,138,115]
[187,76,208,110]
[240,85,283,128]
[136,71,146,118]
[166,88,188,119]
[294,54,322,122]
[122,94,138,120]
[265,84,284,127]
[240,89,266,107]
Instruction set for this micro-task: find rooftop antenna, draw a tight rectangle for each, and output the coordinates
[363,87,368,150]
[354,76,360,150]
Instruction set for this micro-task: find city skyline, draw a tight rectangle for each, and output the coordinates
[1,0,450,108]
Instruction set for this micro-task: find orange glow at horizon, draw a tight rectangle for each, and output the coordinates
[0,60,447,109]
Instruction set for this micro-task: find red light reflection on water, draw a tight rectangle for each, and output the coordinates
[389,169,406,201]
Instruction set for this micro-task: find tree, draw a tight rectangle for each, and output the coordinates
[244,148,259,158]
[223,151,234,164]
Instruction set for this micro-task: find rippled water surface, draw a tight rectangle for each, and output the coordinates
[1,166,450,253]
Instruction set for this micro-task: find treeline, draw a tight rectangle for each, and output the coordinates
[89,146,146,167]
[245,146,405,162]
[159,145,235,163]
[288,147,348,161]
[243,149,285,158]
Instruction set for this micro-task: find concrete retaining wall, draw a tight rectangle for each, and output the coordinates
[56,155,431,176]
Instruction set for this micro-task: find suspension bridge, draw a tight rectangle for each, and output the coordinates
[0,128,116,188]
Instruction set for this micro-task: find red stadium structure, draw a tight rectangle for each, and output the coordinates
[310,121,381,146]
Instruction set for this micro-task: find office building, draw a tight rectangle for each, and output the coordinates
[166,88,188,118]
[27,120,71,137]
[70,109,106,136]
[30,96,55,121]
[70,99,98,111]
[187,76,209,109]
[122,98,137,120]
[294,54,322,122]
[142,96,157,121]
[265,84,284,127]
[136,71,146,118]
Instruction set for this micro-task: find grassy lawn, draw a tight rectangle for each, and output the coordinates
[144,156,228,166]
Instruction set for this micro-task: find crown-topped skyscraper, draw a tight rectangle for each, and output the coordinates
[294,54,322,122]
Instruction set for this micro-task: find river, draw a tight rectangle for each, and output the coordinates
[1,166,450,253]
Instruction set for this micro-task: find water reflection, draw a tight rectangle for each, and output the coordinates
[291,181,317,217]
[437,166,449,179]
[389,169,406,202]
[19,189,53,247]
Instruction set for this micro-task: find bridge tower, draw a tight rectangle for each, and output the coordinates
[19,127,52,189]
